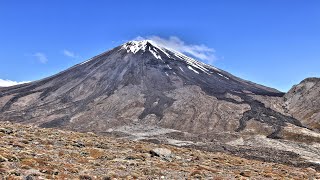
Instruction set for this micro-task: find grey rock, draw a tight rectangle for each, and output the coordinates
[72,141,85,148]
[0,127,13,134]
[0,155,7,162]
[150,148,173,161]
[24,175,35,180]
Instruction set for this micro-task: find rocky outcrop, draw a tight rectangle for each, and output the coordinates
[284,78,320,130]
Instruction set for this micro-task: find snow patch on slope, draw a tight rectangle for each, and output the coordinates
[175,53,209,74]
[80,57,94,65]
[188,66,199,74]
[149,46,161,59]
[218,73,230,80]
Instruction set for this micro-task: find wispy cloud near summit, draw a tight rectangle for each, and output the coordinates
[63,49,79,58]
[135,36,217,64]
[33,52,48,64]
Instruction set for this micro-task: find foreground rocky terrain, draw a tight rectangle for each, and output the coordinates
[1,121,319,179]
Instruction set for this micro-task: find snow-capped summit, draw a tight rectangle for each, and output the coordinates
[120,40,222,76]
[121,40,171,59]
[121,40,151,54]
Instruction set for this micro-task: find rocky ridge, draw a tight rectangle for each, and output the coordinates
[284,78,320,130]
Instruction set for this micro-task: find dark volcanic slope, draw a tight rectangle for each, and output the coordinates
[0,40,302,138]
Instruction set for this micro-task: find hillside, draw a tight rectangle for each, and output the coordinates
[284,78,320,130]
[0,121,319,179]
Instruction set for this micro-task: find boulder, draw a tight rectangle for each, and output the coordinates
[150,148,173,161]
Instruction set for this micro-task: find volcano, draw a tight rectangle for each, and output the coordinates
[1,40,320,167]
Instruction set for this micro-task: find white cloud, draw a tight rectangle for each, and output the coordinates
[134,36,217,64]
[0,79,30,87]
[63,49,79,58]
[33,52,48,64]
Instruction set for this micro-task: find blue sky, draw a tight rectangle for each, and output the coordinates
[0,1,319,91]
